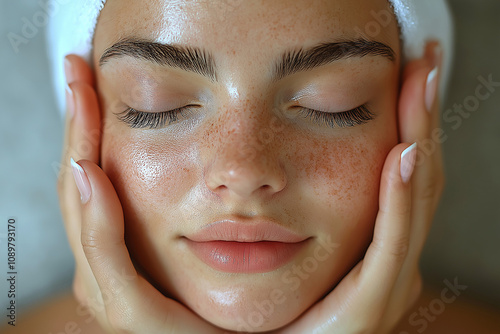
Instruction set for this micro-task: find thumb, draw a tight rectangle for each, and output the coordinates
[355,141,417,315]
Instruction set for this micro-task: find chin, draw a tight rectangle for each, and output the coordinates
[179,278,315,332]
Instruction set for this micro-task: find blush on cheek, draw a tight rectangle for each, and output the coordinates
[295,135,387,209]
[102,136,196,209]
[282,133,394,300]
[100,133,202,291]
[100,133,203,255]
[288,131,394,265]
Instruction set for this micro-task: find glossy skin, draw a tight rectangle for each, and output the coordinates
[92,0,400,331]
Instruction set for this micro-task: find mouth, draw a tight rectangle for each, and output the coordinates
[184,220,311,274]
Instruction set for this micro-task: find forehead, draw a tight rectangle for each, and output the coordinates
[94,0,400,61]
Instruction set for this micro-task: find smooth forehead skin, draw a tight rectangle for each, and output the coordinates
[94,0,399,80]
[93,0,401,332]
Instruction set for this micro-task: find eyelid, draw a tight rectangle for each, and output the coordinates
[295,104,375,128]
[289,97,362,115]
[115,105,198,129]
[287,84,369,114]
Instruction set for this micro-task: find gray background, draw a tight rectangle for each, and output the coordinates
[0,0,499,317]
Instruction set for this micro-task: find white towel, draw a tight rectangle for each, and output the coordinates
[47,0,106,114]
[47,0,454,116]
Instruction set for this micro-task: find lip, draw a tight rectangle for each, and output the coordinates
[184,219,310,273]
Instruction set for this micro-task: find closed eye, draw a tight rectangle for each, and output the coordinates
[115,105,198,129]
[116,104,375,129]
[296,104,375,128]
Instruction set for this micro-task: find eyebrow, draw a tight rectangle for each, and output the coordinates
[99,38,217,81]
[99,38,395,82]
[274,39,396,80]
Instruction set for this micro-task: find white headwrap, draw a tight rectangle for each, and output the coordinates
[47,0,454,115]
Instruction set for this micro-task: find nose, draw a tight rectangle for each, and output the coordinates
[204,113,287,200]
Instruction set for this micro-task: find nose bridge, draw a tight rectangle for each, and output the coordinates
[204,101,286,198]
[225,111,271,157]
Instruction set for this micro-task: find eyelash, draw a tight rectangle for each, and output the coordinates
[116,106,194,129]
[116,104,375,129]
[297,104,375,128]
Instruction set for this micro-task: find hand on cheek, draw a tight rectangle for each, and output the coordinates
[60,55,228,334]
[277,42,444,334]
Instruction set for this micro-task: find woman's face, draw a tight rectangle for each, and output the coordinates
[93,0,400,331]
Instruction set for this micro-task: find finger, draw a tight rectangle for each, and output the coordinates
[398,42,444,258]
[59,55,98,178]
[67,81,101,164]
[57,56,104,322]
[59,56,100,213]
[59,74,101,252]
[398,59,433,143]
[374,43,445,332]
[65,54,101,166]
[357,143,416,304]
[65,54,95,86]
[429,44,445,195]
[75,160,221,334]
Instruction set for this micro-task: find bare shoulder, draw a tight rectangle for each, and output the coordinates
[0,290,106,334]
[393,285,500,334]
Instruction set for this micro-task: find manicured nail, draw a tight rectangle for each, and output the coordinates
[71,158,91,204]
[65,84,75,119]
[64,57,75,84]
[425,67,438,113]
[400,143,417,184]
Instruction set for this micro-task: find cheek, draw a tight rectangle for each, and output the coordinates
[100,132,198,233]
[293,133,393,220]
[284,120,398,266]
[298,137,381,199]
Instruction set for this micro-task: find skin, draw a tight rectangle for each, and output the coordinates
[91,0,399,331]
[56,0,445,333]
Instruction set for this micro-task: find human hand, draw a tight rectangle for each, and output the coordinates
[57,55,230,334]
[275,42,444,334]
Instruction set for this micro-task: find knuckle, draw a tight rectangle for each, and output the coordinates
[419,181,436,202]
[418,171,445,202]
[379,204,411,221]
[369,235,410,268]
[386,236,410,263]
[81,229,102,258]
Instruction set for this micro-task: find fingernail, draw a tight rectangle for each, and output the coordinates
[400,143,417,184]
[65,83,75,119]
[64,57,75,85]
[71,158,91,204]
[425,66,439,113]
